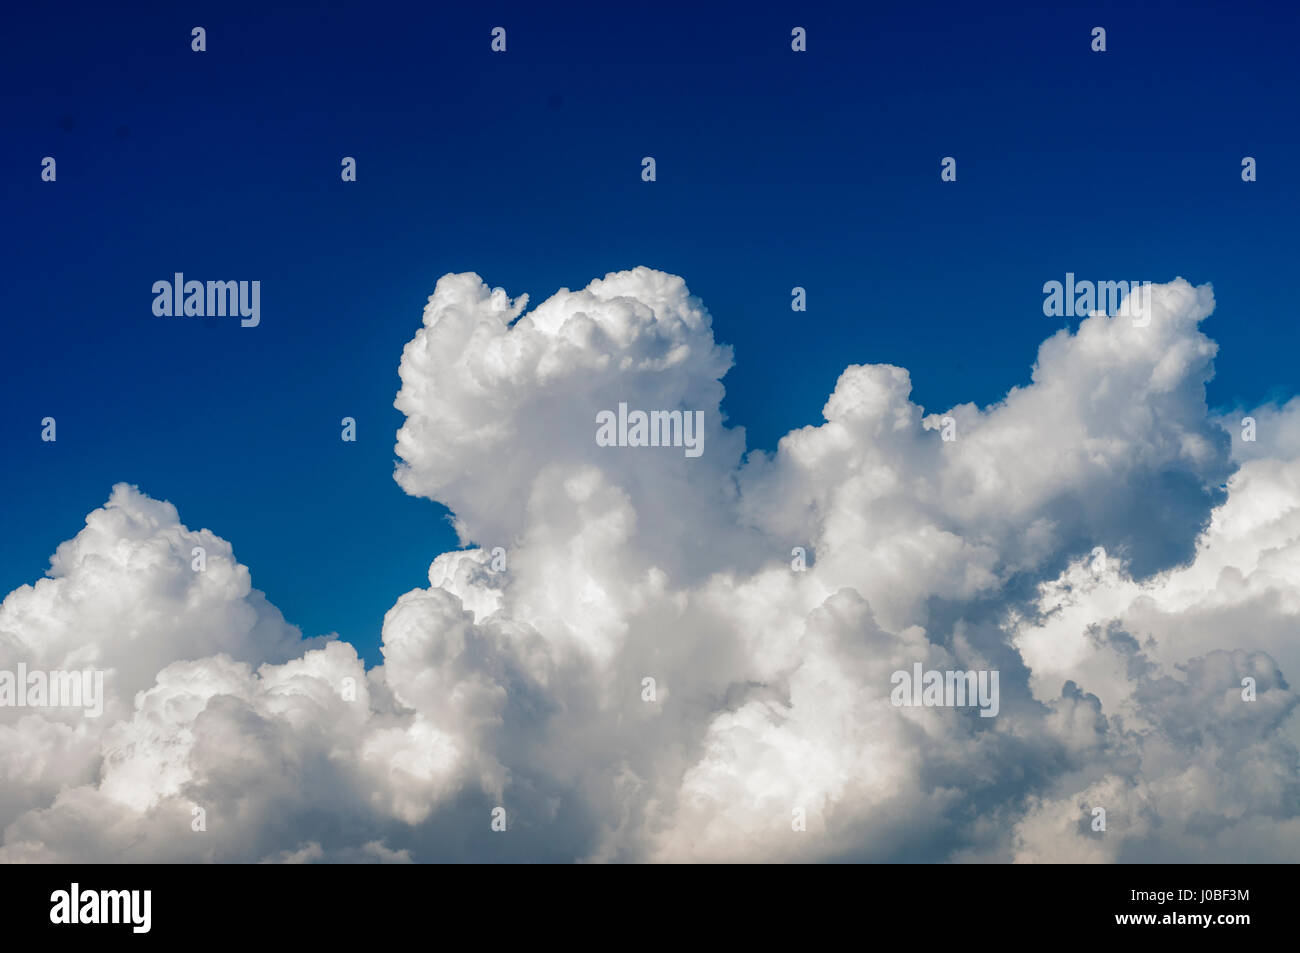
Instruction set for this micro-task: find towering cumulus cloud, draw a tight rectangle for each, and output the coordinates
[3,269,1298,862]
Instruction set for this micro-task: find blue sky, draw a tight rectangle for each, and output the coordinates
[3,0,1296,667]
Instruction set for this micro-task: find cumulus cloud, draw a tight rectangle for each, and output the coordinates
[2,269,1298,862]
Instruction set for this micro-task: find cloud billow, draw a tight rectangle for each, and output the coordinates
[2,269,1297,863]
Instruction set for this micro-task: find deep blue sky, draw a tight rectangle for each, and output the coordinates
[3,0,1296,666]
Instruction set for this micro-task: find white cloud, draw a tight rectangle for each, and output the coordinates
[2,270,1298,862]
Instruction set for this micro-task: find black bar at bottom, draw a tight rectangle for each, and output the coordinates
[0,863,1284,941]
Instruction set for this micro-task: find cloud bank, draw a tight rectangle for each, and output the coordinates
[3,269,1298,862]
